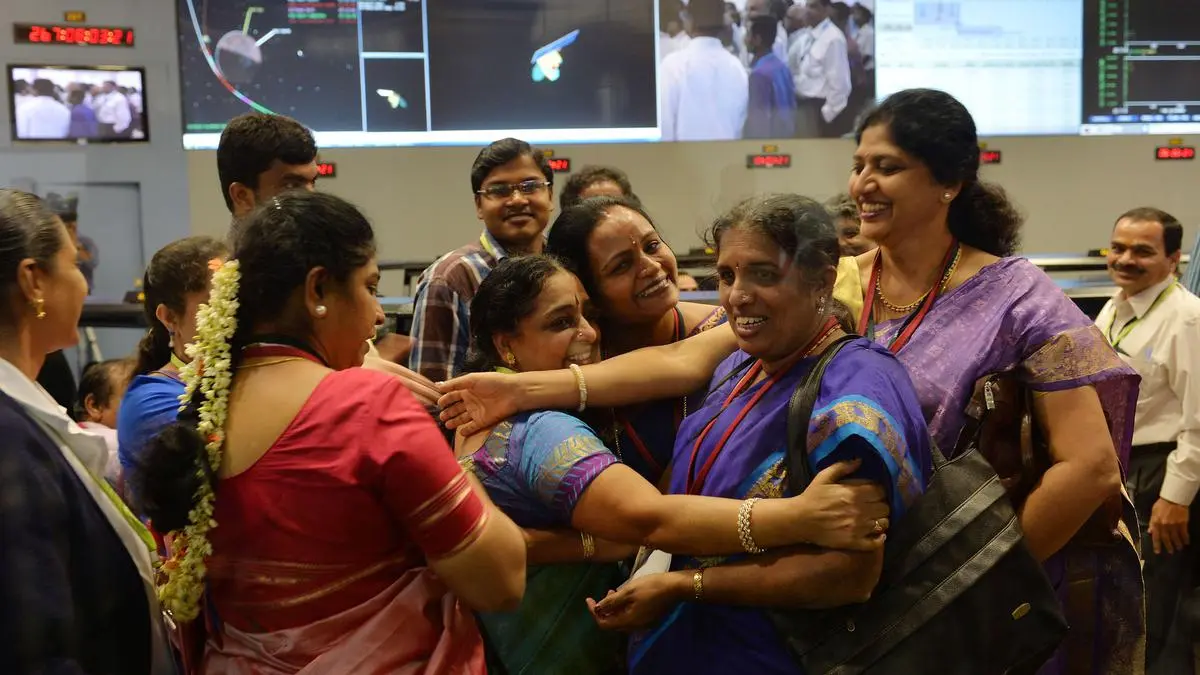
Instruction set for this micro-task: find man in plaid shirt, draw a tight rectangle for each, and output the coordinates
[409,138,555,383]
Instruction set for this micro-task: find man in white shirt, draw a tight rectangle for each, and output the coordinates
[95,81,132,139]
[658,0,691,61]
[1096,207,1200,675]
[659,0,748,142]
[851,0,874,73]
[787,0,851,137]
[15,79,70,140]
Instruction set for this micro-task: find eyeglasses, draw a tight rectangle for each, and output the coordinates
[476,179,551,200]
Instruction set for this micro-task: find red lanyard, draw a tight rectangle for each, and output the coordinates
[611,307,687,475]
[684,316,838,495]
[857,241,959,354]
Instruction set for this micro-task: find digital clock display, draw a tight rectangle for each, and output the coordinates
[13,23,135,47]
[547,158,571,173]
[746,153,792,169]
[1155,146,1196,160]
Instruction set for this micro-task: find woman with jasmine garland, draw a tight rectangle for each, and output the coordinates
[132,191,528,674]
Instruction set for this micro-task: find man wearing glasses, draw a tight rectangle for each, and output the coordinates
[408,137,555,383]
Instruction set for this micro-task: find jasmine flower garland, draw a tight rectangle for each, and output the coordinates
[159,259,240,622]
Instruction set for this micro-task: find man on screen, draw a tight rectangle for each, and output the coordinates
[787,0,851,137]
[744,15,797,139]
[15,79,70,140]
[660,0,748,141]
[95,81,132,139]
[408,138,555,383]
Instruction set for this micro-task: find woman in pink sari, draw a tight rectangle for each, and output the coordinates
[131,191,527,674]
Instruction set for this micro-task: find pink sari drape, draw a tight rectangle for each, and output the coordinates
[203,566,485,675]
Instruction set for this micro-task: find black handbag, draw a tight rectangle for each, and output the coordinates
[767,337,1068,674]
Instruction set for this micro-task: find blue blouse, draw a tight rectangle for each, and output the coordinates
[116,374,185,474]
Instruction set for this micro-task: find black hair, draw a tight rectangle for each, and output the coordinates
[707,194,840,287]
[856,89,1023,257]
[32,79,56,97]
[824,192,859,222]
[748,15,779,48]
[134,236,230,377]
[469,138,554,194]
[132,191,376,533]
[660,0,685,31]
[72,358,132,423]
[1116,206,1184,255]
[216,113,317,213]
[0,189,65,329]
[463,255,568,373]
[559,165,638,211]
[830,2,851,27]
[688,0,727,34]
[546,195,658,303]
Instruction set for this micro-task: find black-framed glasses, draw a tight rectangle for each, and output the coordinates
[476,179,551,200]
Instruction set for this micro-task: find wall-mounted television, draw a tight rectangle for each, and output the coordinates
[176,0,1198,149]
[9,65,148,143]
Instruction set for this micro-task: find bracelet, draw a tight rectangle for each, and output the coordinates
[568,363,588,413]
[692,568,705,601]
[737,497,766,555]
[580,531,596,561]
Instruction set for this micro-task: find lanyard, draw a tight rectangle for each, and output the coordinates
[479,232,503,260]
[612,307,687,476]
[1106,282,1177,349]
[857,241,959,354]
[685,317,838,495]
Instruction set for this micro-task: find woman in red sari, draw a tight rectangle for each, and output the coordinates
[132,191,527,674]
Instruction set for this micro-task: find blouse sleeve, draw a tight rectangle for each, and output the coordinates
[365,376,487,559]
[805,345,932,519]
[515,412,618,522]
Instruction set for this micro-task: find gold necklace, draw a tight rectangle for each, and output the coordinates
[238,357,307,370]
[874,246,962,315]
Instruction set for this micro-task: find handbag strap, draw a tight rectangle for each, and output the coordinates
[784,335,858,494]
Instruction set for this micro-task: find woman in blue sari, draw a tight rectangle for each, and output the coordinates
[585,194,934,674]
[455,254,894,675]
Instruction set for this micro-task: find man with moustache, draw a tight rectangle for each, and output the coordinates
[1096,206,1200,675]
[408,138,555,383]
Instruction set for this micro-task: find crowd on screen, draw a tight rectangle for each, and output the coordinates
[659,0,875,140]
[4,84,1200,675]
[12,76,143,140]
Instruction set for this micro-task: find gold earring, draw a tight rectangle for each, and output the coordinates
[504,352,517,366]
[32,297,45,320]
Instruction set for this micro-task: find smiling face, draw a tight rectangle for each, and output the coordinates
[849,123,957,249]
[494,269,600,372]
[1108,217,1178,296]
[585,205,680,325]
[716,225,832,370]
[474,154,554,253]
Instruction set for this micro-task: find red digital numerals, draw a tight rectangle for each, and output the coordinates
[23,24,135,46]
[1156,146,1196,160]
[746,154,791,169]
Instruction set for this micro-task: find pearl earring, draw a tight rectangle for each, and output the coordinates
[315,305,328,318]
[943,191,953,202]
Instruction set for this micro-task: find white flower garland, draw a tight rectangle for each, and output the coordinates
[159,259,240,622]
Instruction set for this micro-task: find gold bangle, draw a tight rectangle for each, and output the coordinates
[737,497,766,555]
[693,568,705,601]
[568,363,588,412]
[581,531,596,561]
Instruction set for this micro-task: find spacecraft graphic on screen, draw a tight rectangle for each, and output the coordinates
[530,29,580,83]
[375,88,408,109]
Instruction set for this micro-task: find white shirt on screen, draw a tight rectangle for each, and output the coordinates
[96,91,132,133]
[660,36,748,142]
[1095,277,1200,505]
[16,96,71,139]
[659,31,691,61]
[787,17,851,123]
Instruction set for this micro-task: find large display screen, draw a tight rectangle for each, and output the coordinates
[177,0,1196,149]
[9,65,148,143]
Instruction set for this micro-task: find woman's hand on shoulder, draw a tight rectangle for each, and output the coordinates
[792,460,891,551]
[438,372,522,435]
[360,355,441,407]
[588,571,691,632]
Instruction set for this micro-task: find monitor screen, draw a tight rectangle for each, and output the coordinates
[176,0,1195,148]
[9,65,148,143]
